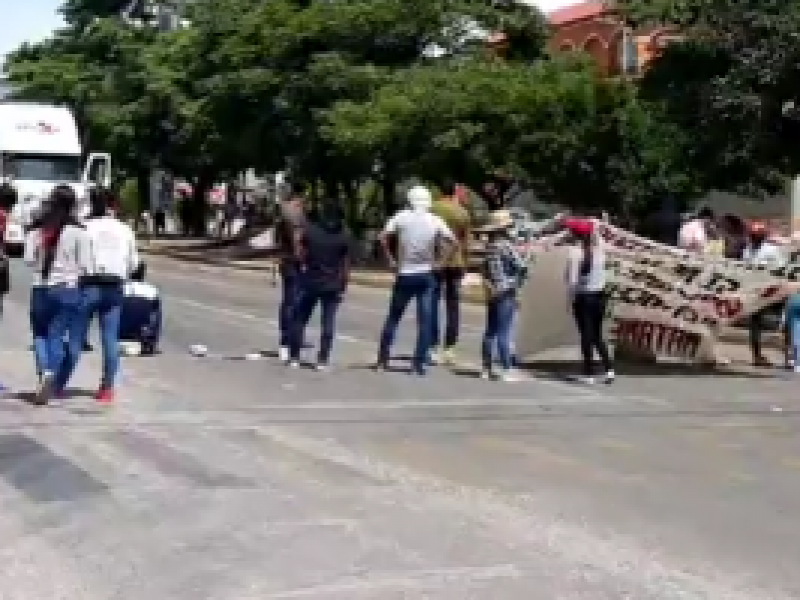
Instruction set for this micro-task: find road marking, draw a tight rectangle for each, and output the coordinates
[780,457,800,471]
[263,564,519,598]
[254,426,770,600]
[173,297,362,343]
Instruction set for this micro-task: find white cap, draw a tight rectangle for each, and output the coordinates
[407,185,432,210]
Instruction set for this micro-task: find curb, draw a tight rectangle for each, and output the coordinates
[140,246,488,304]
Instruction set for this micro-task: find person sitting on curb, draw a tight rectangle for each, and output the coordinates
[120,261,162,356]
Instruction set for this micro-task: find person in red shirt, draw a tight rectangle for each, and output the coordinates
[0,182,15,236]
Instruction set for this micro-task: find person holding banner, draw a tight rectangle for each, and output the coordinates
[564,218,614,384]
[742,221,787,366]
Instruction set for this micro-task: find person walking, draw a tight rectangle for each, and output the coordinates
[564,218,614,384]
[477,210,527,381]
[78,188,139,403]
[24,185,89,404]
[0,182,16,315]
[274,184,307,362]
[430,179,472,366]
[376,185,454,375]
[287,206,352,370]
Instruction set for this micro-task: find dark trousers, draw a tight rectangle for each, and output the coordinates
[378,272,435,371]
[572,291,612,376]
[431,267,463,349]
[290,287,342,363]
[749,307,769,359]
[279,264,302,348]
[481,290,516,370]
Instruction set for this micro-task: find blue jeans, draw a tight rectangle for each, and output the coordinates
[482,290,517,371]
[120,296,162,353]
[290,286,342,363]
[378,272,435,371]
[431,267,463,349]
[29,285,85,391]
[786,294,800,364]
[279,264,302,348]
[80,284,124,389]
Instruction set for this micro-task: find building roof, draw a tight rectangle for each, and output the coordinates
[547,1,609,26]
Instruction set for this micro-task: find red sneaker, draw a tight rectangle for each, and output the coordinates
[95,388,115,404]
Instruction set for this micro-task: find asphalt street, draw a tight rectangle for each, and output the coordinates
[0,255,798,599]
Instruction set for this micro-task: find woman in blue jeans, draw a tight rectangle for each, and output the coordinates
[478,210,527,381]
[24,185,89,404]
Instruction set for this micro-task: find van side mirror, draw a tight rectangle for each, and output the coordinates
[82,153,112,188]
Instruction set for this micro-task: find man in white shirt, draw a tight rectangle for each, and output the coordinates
[120,261,161,356]
[376,185,454,375]
[742,221,786,366]
[78,189,139,403]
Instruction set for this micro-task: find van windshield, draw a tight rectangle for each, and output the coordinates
[3,153,82,183]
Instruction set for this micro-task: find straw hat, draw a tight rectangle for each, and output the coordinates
[477,209,515,232]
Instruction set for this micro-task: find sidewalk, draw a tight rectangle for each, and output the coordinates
[139,237,488,302]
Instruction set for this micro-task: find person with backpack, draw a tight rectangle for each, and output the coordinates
[24,185,90,405]
[77,188,139,403]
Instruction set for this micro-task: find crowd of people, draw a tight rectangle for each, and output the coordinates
[5,173,800,405]
[674,207,800,371]
[271,180,616,384]
[0,182,163,406]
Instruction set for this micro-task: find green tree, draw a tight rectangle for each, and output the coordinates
[618,0,800,195]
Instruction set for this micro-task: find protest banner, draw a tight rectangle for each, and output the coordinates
[516,222,800,363]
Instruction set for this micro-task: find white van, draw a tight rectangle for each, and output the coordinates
[0,102,110,256]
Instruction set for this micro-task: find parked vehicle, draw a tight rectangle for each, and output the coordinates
[0,101,110,256]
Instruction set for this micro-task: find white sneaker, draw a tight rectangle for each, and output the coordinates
[287,360,300,369]
[498,369,523,382]
[574,375,596,385]
[603,370,616,384]
[479,370,492,380]
[793,365,800,375]
[278,346,290,362]
[314,363,329,372]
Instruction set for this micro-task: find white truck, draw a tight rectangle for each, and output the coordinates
[0,101,111,256]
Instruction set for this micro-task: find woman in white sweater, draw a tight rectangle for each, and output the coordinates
[24,185,90,405]
[564,218,614,384]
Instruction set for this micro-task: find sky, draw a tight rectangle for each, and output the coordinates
[1,0,579,69]
[2,0,64,68]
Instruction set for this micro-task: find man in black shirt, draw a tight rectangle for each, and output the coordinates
[287,206,351,370]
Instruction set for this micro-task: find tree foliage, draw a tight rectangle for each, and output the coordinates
[2,0,717,224]
[619,0,800,195]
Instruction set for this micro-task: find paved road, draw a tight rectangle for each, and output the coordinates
[0,255,798,599]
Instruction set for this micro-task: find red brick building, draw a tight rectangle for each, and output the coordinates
[546,1,678,76]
